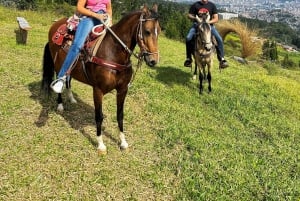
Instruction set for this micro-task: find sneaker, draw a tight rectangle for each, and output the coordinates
[50,77,65,93]
[220,60,229,69]
[184,58,192,67]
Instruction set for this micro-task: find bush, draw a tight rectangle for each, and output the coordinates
[281,54,296,68]
[2,0,38,10]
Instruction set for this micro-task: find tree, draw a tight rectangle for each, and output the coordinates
[262,40,278,61]
[270,41,278,61]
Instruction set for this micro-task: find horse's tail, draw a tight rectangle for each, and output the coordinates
[41,42,55,96]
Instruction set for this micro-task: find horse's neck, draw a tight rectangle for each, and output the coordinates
[111,13,141,50]
[97,13,141,64]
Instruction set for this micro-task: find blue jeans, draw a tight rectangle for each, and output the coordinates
[57,10,105,78]
[186,22,225,62]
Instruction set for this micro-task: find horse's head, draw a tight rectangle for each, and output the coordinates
[137,4,161,67]
[195,14,213,51]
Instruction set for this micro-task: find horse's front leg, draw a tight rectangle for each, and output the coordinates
[207,64,212,93]
[117,89,129,150]
[93,87,106,154]
[198,66,204,94]
[193,63,197,80]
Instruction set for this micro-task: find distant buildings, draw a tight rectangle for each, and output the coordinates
[219,12,238,20]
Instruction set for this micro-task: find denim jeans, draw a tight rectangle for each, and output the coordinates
[186,22,224,62]
[57,10,105,78]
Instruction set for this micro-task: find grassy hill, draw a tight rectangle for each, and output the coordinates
[0,6,299,200]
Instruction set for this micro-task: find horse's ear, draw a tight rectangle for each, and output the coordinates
[205,13,210,23]
[195,15,203,23]
[142,4,149,12]
[152,4,158,13]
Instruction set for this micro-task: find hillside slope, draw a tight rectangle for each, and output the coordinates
[0,6,299,200]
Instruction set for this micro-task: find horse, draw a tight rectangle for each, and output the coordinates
[41,4,161,154]
[192,13,214,94]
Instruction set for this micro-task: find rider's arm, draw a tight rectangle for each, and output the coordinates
[208,13,219,24]
[106,1,113,25]
[187,13,196,21]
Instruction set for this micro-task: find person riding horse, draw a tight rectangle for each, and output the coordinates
[51,0,112,93]
[184,0,229,69]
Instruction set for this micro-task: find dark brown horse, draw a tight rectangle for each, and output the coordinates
[41,5,161,154]
[192,13,214,94]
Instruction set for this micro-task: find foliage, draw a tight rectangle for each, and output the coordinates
[239,17,300,49]
[262,40,278,61]
[0,0,37,9]
[281,54,297,69]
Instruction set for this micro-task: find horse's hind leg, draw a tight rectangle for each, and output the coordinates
[56,93,64,111]
[66,77,77,104]
[56,77,77,111]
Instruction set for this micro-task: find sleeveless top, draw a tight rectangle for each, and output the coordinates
[86,0,110,12]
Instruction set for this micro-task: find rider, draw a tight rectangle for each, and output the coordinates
[51,0,112,93]
[184,0,229,68]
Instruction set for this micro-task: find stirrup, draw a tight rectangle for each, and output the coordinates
[50,77,66,93]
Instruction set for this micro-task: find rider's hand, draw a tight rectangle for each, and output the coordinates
[93,13,108,22]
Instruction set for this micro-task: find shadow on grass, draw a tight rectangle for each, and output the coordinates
[28,81,119,148]
[154,65,200,92]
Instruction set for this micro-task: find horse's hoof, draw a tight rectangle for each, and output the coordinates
[120,141,129,150]
[98,149,107,155]
[120,146,129,153]
[57,104,64,112]
[70,98,77,104]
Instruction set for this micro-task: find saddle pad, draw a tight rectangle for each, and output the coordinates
[85,29,107,59]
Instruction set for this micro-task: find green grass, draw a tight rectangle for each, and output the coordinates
[0,6,299,200]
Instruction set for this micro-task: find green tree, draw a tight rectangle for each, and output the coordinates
[270,40,278,61]
[262,40,270,60]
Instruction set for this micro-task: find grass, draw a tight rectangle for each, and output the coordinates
[0,6,300,200]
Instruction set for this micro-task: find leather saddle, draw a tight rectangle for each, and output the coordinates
[52,23,106,61]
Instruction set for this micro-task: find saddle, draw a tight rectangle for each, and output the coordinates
[52,23,106,62]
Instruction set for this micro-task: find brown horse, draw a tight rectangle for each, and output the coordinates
[41,5,161,154]
[193,13,214,94]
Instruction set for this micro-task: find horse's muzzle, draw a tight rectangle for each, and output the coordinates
[143,52,158,67]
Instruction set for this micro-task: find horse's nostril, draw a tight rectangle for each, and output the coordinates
[150,60,157,67]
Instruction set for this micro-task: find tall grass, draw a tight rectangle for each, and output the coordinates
[217,19,261,58]
[0,6,299,200]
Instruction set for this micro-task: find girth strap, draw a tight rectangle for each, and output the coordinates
[90,56,131,71]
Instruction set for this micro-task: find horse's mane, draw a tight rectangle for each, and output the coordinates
[114,11,142,26]
[113,7,159,28]
[201,22,211,32]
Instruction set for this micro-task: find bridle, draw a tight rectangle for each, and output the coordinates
[136,13,160,59]
[103,12,159,61]
[196,22,213,57]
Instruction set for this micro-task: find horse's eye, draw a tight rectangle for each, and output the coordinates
[144,30,151,36]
